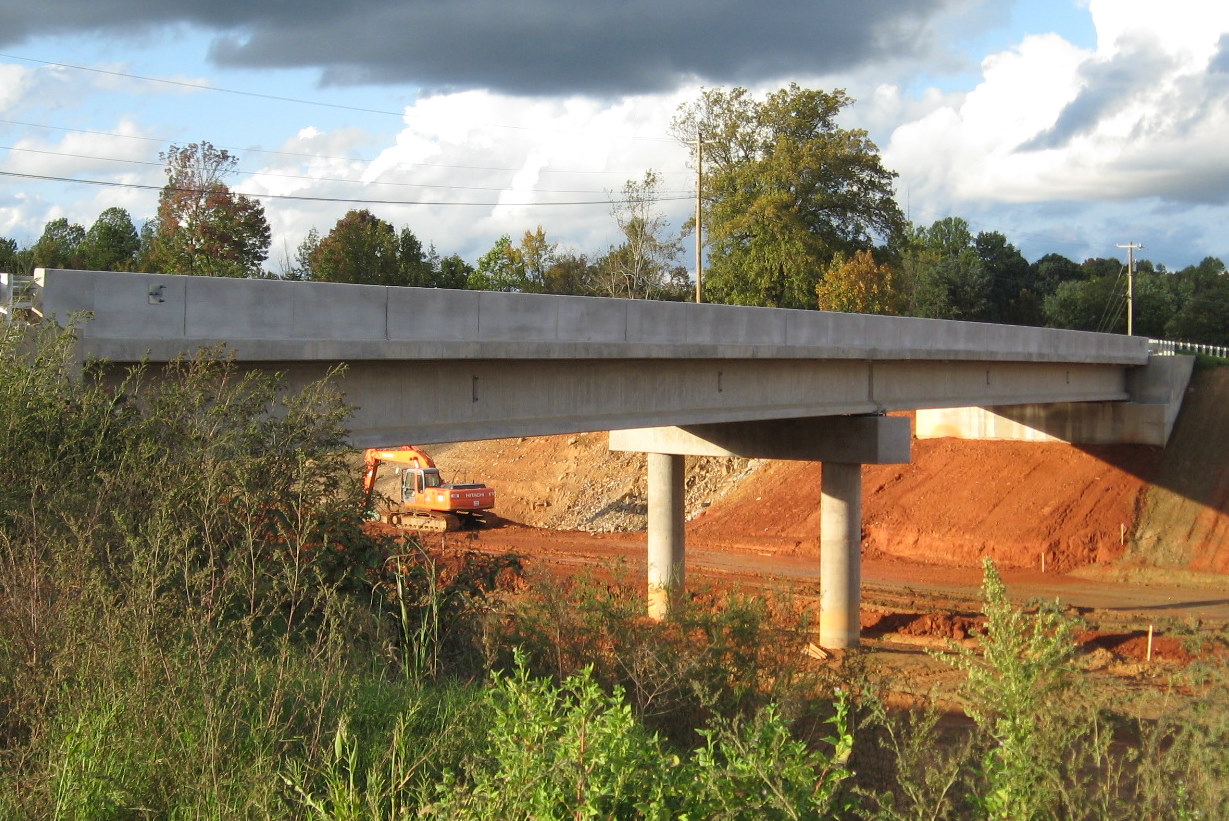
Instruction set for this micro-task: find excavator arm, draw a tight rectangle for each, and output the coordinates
[362,445,437,507]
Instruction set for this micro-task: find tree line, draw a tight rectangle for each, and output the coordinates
[3,85,1227,344]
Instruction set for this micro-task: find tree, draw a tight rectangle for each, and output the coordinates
[80,207,139,271]
[148,142,271,277]
[1030,253,1083,297]
[913,250,990,320]
[470,235,523,292]
[31,218,85,269]
[310,210,400,285]
[0,237,31,276]
[519,227,558,294]
[1165,258,1229,344]
[974,231,1035,325]
[600,171,684,300]
[672,84,904,308]
[816,249,903,315]
[543,252,599,296]
[924,216,973,257]
[397,227,434,287]
[898,217,991,321]
[435,253,474,290]
[282,228,320,281]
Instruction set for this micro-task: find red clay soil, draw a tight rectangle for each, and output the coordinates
[688,439,1161,573]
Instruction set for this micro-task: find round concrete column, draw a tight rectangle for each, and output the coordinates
[647,452,686,620]
[820,461,862,649]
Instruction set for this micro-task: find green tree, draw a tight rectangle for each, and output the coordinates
[900,218,991,320]
[0,237,23,275]
[817,249,903,315]
[924,216,973,257]
[1044,277,1118,332]
[80,207,139,271]
[672,84,903,308]
[1030,253,1083,296]
[282,228,320,281]
[975,231,1035,325]
[516,226,556,293]
[913,250,990,320]
[397,227,435,287]
[148,142,271,277]
[310,210,400,285]
[542,252,598,296]
[1165,258,1229,344]
[435,253,474,290]
[469,235,522,292]
[31,218,85,269]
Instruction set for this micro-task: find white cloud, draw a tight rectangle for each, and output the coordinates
[0,65,33,110]
[884,1,1229,212]
[247,89,698,265]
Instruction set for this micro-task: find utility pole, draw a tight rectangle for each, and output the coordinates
[691,136,705,303]
[1117,242,1143,336]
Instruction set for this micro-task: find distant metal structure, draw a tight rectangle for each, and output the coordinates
[1150,338,1229,359]
[0,273,36,322]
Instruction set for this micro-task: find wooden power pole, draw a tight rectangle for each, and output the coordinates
[1117,242,1143,336]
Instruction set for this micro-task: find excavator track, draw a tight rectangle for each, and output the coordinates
[387,511,462,533]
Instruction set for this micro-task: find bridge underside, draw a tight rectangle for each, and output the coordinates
[208,357,1131,446]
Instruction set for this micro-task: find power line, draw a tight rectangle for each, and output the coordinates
[0,118,692,178]
[0,169,692,208]
[0,144,693,196]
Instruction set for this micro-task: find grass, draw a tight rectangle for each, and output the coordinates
[2,321,1229,819]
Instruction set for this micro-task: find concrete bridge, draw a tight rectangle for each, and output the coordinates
[22,268,1194,648]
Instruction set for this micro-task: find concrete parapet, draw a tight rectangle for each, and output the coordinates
[36,268,1151,366]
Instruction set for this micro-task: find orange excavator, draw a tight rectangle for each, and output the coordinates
[361,446,496,532]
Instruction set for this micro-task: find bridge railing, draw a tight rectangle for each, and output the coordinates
[1149,338,1229,359]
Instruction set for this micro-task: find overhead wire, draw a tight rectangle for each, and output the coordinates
[0,169,692,208]
[0,118,691,177]
[0,144,693,196]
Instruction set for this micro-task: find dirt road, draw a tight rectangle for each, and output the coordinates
[446,521,1229,624]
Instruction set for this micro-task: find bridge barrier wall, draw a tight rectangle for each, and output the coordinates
[34,268,1151,366]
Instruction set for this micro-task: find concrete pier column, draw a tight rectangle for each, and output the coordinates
[820,461,862,649]
[646,452,686,620]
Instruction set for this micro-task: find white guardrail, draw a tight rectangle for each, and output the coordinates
[1150,338,1229,359]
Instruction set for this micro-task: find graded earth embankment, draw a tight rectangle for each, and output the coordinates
[1129,367,1229,573]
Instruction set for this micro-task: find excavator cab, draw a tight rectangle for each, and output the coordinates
[401,467,443,501]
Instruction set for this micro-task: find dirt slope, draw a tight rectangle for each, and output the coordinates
[429,368,1227,576]
[1130,368,1229,572]
[685,440,1160,572]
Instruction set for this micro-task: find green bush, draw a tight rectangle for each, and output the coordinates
[414,653,854,820]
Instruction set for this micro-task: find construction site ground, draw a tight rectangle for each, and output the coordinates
[425,367,1229,700]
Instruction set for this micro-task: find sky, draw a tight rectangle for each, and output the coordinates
[1,0,1227,274]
